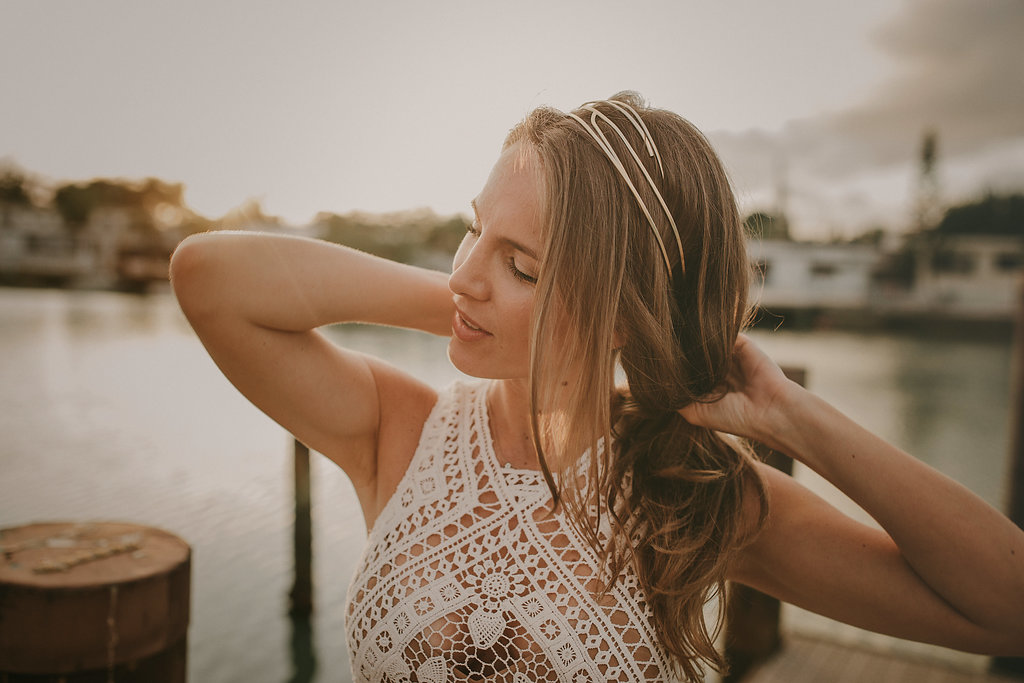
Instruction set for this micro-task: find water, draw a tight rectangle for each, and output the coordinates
[0,288,1013,680]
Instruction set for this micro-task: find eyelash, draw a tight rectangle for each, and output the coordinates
[465,223,537,285]
[506,259,537,284]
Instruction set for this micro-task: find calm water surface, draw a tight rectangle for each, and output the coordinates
[0,288,1013,680]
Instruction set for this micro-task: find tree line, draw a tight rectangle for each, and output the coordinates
[2,163,1020,268]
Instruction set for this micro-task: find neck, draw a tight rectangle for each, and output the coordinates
[487,379,539,470]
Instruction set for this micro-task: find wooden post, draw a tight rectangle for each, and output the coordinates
[724,367,806,683]
[290,438,313,617]
[0,521,190,681]
[992,282,1024,678]
[287,603,318,683]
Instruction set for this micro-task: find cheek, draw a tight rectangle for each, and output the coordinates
[509,296,535,346]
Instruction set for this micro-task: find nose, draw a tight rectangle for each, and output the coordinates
[448,234,490,301]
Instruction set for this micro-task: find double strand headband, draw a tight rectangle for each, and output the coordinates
[565,100,686,278]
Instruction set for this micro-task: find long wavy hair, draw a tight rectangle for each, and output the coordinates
[505,93,768,681]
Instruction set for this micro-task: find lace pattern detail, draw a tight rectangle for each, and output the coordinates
[345,381,676,682]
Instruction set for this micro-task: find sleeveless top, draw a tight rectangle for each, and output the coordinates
[345,380,677,682]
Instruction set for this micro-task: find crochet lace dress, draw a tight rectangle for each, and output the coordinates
[345,380,677,682]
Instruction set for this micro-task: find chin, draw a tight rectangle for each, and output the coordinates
[446,339,522,380]
[446,340,495,379]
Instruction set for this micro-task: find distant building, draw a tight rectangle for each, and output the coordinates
[881,233,1024,321]
[81,205,136,285]
[747,239,881,314]
[0,204,95,284]
[0,203,178,290]
[746,230,1024,331]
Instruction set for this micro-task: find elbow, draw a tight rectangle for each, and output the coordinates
[170,232,223,321]
[169,233,201,287]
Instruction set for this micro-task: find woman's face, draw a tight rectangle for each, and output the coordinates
[448,142,544,380]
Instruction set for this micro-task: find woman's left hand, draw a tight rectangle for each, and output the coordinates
[711,336,1024,655]
[678,334,797,449]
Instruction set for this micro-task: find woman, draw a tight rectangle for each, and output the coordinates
[171,94,1024,682]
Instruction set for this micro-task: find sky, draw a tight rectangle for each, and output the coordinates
[1,0,1022,239]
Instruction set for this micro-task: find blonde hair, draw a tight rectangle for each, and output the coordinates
[505,93,767,681]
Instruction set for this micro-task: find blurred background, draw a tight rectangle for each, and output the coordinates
[1,0,1022,681]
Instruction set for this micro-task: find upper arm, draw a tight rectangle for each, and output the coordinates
[729,462,1005,653]
[186,308,381,479]
[171,237,433,491]
[186,308,438,529]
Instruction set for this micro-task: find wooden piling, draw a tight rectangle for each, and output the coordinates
[0,521,190,682]
[724,367,806,683]
[290,438,313,616]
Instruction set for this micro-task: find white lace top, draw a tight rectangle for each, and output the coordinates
[345,381,677,682]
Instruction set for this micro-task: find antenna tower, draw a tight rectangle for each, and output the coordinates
[915,128,942,231]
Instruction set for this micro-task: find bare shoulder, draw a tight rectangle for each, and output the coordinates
[363,358,439,524]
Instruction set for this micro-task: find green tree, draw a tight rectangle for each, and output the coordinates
[0,169,32,206]
[425,215,469,255]
[743,211,790,240]
[52,178,184,236]
[53,183,94,225]
[934,193,1024,237]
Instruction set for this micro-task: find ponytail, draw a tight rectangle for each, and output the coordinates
[610,395,766,680]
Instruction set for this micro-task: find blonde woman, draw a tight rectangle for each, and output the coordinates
[171,94,1024,682]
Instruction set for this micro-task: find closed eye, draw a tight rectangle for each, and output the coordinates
[507,258,537,285]
[466,210,536,284]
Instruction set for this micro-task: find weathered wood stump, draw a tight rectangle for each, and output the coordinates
[0,521,190,682]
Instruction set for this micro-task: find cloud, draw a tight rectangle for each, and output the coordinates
[821,0,1024,172]
[711,0,1024,225]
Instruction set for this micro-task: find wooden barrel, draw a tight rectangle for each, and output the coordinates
[0,521,190,681]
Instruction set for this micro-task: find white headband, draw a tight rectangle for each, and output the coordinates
[565,100,686,278]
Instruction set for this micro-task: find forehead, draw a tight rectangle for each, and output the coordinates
[475,142,545,250]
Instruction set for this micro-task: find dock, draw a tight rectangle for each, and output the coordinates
[744,633,1019,683]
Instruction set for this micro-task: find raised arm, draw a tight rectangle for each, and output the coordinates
[681,335,1024,655]
[170,231,453,518]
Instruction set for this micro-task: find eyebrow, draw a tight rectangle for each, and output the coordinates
[470,198,539,261]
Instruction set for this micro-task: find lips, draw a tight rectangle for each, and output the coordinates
[453,307,492,341]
